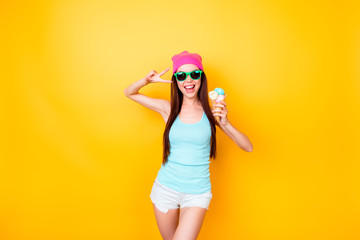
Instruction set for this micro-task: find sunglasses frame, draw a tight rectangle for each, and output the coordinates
[174,70,203,81]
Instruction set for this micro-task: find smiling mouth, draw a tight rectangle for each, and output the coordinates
[184,85,195,89]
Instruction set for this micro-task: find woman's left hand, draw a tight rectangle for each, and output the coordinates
[212,100,230,126]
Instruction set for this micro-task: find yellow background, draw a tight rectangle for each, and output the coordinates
[1,0,359,239]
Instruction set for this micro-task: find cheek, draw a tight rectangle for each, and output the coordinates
[177,82,182,89]
[177,83,185,92]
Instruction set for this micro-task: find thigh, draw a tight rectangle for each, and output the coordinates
[172,207,208,240]
[150,179,181,240]
[152,203,179,240]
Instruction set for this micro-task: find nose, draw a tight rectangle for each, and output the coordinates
[185,75,193,83]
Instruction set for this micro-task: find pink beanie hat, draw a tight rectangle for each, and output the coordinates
[171,50,204,74]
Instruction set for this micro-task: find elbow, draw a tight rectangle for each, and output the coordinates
[124,88,130,98]
[237,143,253,152]
[244,145,253,152]
[124,88,137,98]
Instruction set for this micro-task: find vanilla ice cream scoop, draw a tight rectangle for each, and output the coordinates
[208,91,219,101]
[209,88,226,122]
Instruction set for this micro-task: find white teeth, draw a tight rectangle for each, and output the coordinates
[185,85,195,89]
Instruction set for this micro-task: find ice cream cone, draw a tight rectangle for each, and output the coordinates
[211,100,222,122]
[214,106,222,122]
[209,88,226,122]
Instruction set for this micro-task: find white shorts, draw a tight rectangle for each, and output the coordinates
[149,178,213,213]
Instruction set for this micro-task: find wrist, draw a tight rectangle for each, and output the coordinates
[220,120,231,128]
[142,77,149,85]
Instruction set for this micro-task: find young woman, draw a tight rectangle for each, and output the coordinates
[124,51,253,240]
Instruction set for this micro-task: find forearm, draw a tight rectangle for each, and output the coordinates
[218,121,253,152]
[124,78,148,96]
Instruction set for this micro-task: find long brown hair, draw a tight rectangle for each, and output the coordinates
[162,71,217,165]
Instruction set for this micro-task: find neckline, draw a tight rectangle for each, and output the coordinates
[178,111,205,125]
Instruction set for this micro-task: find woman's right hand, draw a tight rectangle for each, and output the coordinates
[145,67,172,84]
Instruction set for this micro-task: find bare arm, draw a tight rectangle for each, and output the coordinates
[124,68,172,115]
[217,121,253,152]
[212,101,253,152]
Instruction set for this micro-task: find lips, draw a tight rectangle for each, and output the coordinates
[184,84,195,93]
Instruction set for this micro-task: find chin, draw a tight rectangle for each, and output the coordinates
[185,92,198,97]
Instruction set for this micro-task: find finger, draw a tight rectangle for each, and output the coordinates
[212,109,223,113]
[218,101,227,106]
[216,111,226,115]
[158,79,172,83]
[212,108,222,111]
[213,108,227,113]
[213,104,225,108]
[222,106,227,111]
[158,67,171,76]
[213,112,224,117]
[154,76,172,83]
[215,103,225,107]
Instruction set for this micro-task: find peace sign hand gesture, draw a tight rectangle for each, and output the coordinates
[145,67,172,84]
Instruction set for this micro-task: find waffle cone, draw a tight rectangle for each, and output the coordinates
[214,106,222,121]
[211,100,222,122]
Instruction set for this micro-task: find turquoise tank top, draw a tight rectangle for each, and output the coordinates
[156,111,212,194]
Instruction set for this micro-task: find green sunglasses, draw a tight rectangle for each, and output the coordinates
[174,70,203,81]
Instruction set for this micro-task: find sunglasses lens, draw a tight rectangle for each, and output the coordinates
[190,70,201,80]
[176,72,186,81]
